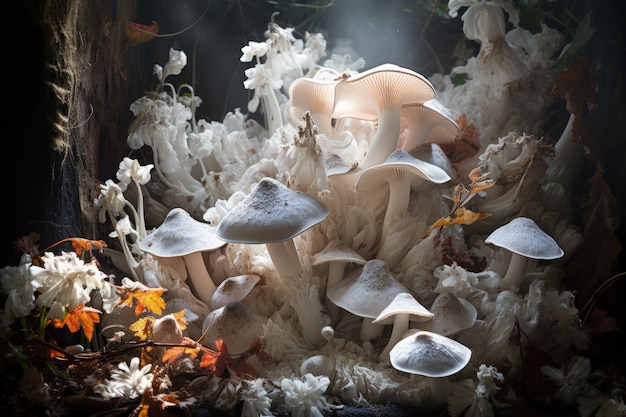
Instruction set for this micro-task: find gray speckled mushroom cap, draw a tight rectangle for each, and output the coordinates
[216,177,330,244]
[389,330,472,377]
[139,208,226,257]
[485,217,564,260]
[326,259,408,319]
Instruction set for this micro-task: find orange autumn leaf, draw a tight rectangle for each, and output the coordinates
[52,305,101,342]
[119,285,166,316]
[424,207,491,237]
[128,21,159,46]
[170,310,188,331]
[43,237,108,257]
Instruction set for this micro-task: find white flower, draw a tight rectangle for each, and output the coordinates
[93,357,153,400]
[280,374,330,417]
[448,0,519,42]
[433,262,478,298]
[155,48,187,82]
[95,179,126,222]
[109,215,138,241]
[240,41,269,62]
[0,254,38,327]
[30,252,111,320]
[241,378,273,417]
[116,157,154,188]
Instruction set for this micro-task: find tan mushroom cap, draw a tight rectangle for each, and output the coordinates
[216,177,330,244]
[289,76,338,138]
[389,330,472,377]
[420,292,477,336]
[139,208,226,256]
[332,63,436,120]
[372,292,434,325]
[485,217,564,260]
[326,259,408,319]
[210,274,261,311]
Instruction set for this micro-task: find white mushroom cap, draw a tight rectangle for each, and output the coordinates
[408,143,456,180]
[420,292,477,336]
[216,177,330,244]
[139,208,227,306]
[216,177,330,280]
[332,64,435,120]
[311,239,367,268]
[485,217,564,291]
[372,292,434,325]
[389,330,472,377]
[399,99,460,153]
[331,63,436,169]
[201,301,266,356]
[485,217,564,260]
[323,152,359,177]
[357,149,451,193]
[326,259,408,341]
[326,259,408,320]
[210,274,261,310]
[140,208,226,257]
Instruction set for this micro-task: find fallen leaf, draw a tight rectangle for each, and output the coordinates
[52,304,101,342]
[127,21,159,46]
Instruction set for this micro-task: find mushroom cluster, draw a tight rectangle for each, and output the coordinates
[83,8,599,416]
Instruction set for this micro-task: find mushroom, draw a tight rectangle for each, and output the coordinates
[215,177,330,280]
[139,208,227,306]
[371,292,434,362]
[408,142,456,180]
[398,99,460,153]
[389,330,472,407]
[356,149,450,255]
[288,75,338,138]
[152,313,184,345]
[332,63,436,169]
[418,292,477,336]
[210,274,261,310]
[484,217,564,291]
[201,301,267,356]
[311,239,367,319]
[326,259,408,342]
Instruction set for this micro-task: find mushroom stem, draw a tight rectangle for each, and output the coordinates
[183,251,218,305]
[263,84,283,135]
[324,262,347,319]
[428,377,451,407]
[361,106,402,169]
[501,252,529,291]
[377,313,409,362]
[378,176,412,254]
[266,240,303,279]
[360,317,384,342]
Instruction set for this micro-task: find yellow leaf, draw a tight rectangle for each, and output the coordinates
[171,309,188,331]
[130,316,155,340]
[119,286,166,316]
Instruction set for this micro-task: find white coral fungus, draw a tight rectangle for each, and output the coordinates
[93,357,154,400]
[280,373,330,417]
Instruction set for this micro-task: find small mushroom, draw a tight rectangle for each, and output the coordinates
[332,64,436,169]
[152,313,184,345]
[210,274,261,310]
[139,208,227,306]
[372,292,434,362]
[398,99,460,153]
[216,177,330,280]
[201,301,266,356]
[356,149,450,255]
[389,330,472,407]
[485,217,564,291]
[311,239,367,319]
[419,292,477,336]
[326,259,408,342]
